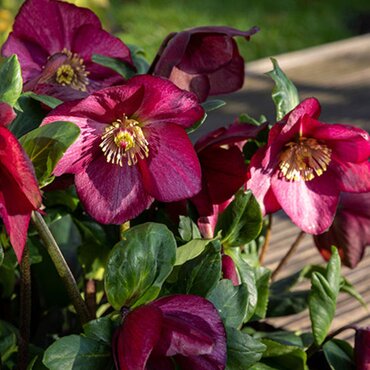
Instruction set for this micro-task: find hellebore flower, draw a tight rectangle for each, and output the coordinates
[313,192,370,268]
[193,122,267,237]
[0,103,42,262]
[2,0,133,101]
[247,98,370,234]
[355,327,370,370]
[113,294,227,370]
[150,26,259,102]
[222,254,239,286]
[42,75,204,224]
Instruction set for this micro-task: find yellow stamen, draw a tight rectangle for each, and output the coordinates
[278,137,331,181]
[56,64,74,85]
[100,116,149,167]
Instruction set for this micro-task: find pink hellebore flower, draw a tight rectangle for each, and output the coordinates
[193,122,267,238]
[113,295,227,370]
[0,103,42,262]
[2,0,133,101]
[150,26,259,102]
[355,327,370,370]
[247,98,370,234]
[313,192,370,268]
[42,75,204,224]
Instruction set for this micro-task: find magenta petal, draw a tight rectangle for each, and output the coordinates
[0,103,16,127]
[129,75,204,128]
[140,123,201,202]
[222,254,239,286]
[147,356,176,370]
[115,305,163,370]
[271,170,340,234]
[333,159,370,193]
[75,155,153,224]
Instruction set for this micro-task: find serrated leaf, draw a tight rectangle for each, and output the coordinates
[226,327,266,369]
[43,335,113,370]
[308,247,341,345]
[323,339,355,370]
[201,99,226,112]
[105,223,176,309]
[267,290,309,318]
[92,54,135,79]
[207,279,249,328]
[253,267,271,320]
[19,121,80,187]
[83,317,114,345]
[216,190,263,248]
[266,58,299,121]
[0,55,22,106]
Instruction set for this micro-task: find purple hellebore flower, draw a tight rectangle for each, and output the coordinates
[313,192,370,268]
[247,98,370,234]
[2,0,133,101]
[221,254,239,286]
[355,327,370,370]
[150,26,259,102]
[42,75,204,224]
[113,294,227,370]
[0,103,42,262]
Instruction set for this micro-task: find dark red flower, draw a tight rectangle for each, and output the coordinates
[355,327,370,370]
[42,75,204,224]
[221,254,239,286]
[150,26,259,102]
[193,122,266,237]
[247,98,370,234]
[2,0,133,101]
[313,192,370,268]
[0,103,42,262]
[113,295,226,370]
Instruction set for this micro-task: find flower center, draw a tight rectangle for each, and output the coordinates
[54,49,89,91]
[278,137,332,181]
[100,116,149,167]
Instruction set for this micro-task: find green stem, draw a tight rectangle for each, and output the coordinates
[271,230,305,281]
[259,214,272,265]
[31,211,91,324]
[18,246,31,370]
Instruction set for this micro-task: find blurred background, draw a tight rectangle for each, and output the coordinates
[1,0,370,63]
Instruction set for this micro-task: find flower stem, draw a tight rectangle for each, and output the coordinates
[85,279,97,319]
[259,214,272,265]
[18,246,31,370]
[31,211,91,324]
[271,230,305,281]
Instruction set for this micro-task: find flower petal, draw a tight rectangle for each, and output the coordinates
[75,155,153,224]
[114,305,163,370]
[271,169,340,234]
[139,123,201,202]
[0,103,16,127]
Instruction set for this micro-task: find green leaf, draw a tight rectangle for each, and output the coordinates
[83,317,114,346]
[43,335,113,370]
[260,338,308,370]
[185,112,207,134]
[239,113,267,126]
[308,247,341,345]
[201,99,226,112]
[252,267,271,320]
[225,248,258,321]
[9,94,46,138]
[23,92,62,109]
[0,55,22,106]
[0,320,18,364]
[170,241,221,296]
[207,279,249,328]
[340,278,367,308]
[175,239,214,266]
[267,290,309,317]
[216,190,262,248]
[178,216,201,242]
[19,121,80,187]
[266,58,299,121]
[105,223,176,309]
[226,327,266,370]
[128,44,150,75]
[92,54,136,79]
[0,245,3,267]
[323,339,355,370]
